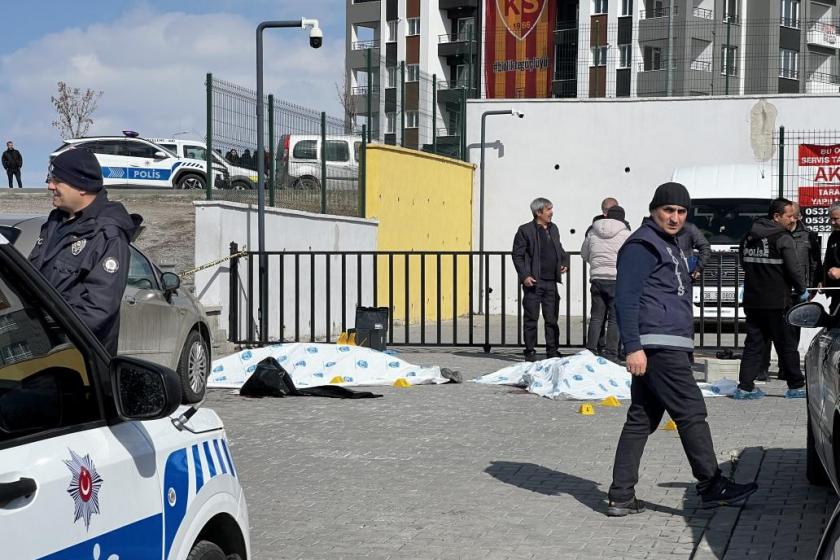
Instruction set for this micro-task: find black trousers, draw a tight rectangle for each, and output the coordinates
[586,279,619,358]
[522,280,559,355]
[609,349,721,502]
[738,308,804,392]
[6,169,21,188]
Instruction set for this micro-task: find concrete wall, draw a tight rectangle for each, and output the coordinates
[466,94,840,315]
[194,201,378,341]
[365,144,475,321]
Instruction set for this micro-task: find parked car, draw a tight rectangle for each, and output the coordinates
[0,230,249,559]
[788,302,840,491]
[50,132,227,190]
[0,215,211,404]
[150,138,257,190]
[276,134,361,191]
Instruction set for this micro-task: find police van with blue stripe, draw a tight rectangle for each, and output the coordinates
[0,232,250,559]
[50,132,227,190]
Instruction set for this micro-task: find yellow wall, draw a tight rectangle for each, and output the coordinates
[365,145,474,322]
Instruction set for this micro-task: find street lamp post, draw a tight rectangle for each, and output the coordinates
[256,19,322,342]
[478,109,524,314]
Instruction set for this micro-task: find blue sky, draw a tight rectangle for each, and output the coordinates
[0,1,345,185]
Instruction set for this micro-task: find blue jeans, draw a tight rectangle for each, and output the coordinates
[586,279,619,358]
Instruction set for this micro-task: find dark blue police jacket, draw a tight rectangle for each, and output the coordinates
[617,217,694,353]
[29,192,141,355]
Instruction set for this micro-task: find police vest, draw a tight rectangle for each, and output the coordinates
[622,219,694,352]
[740,229,791,309]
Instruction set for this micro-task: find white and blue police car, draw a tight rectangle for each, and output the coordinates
[0,232,250,559]
[50,132,226,190]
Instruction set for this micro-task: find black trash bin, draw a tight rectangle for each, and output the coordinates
[354,306,389,351]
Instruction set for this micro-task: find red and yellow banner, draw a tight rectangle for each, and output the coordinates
[484,0,556,98]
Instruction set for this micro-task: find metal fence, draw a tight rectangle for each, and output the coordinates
[227,244,747,351]
[206,74,365,217]
[349,50,469,160]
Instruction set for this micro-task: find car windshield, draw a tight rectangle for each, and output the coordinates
[689,198,769,245]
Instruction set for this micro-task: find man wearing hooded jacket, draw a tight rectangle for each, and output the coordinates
[733,198,807,400]
[29,148,141,355]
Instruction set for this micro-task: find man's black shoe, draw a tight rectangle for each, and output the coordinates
[606,497,645,517]
[755,370,769,383]
[524,352,537,362]
[546,350,563,359]
[699,478,758,509]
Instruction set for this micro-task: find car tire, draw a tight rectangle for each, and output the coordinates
[293,175,320,190]
[177,173,206,190]
[807,405,831,486]
[232,181,253,190]
[187,541,226,560]
[178,330,209,404]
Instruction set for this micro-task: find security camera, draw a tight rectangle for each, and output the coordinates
[302,18,323,49]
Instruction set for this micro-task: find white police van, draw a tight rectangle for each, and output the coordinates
[50,133,226,190]
[0,233,249,559]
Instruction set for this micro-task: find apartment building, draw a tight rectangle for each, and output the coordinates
[346,0,480,153]
[556,0,840,98]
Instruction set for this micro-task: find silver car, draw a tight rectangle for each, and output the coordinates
[0,214,211,403]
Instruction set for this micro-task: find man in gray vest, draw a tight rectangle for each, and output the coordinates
[607,182,757,517]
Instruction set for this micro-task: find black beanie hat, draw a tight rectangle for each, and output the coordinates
[649,182,690,211]
[48,148,103,193]
[606,205,626,221]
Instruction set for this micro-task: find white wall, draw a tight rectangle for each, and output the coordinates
[467,94,840,315]
[194,201,378,341]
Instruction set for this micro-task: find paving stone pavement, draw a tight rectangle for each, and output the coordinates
[204,348,838,560]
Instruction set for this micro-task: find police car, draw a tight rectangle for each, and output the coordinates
[149,139,257,190]
[50,133,227,190]
[0,233,250,559]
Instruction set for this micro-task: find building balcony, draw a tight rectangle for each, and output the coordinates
[438,33,478,58]
[806,71,840,93]
[690,59,713,72]
[436,79,472,104]
[692,7,713,20]
[439,0,478,10]
[352,40,380,50]
[807,22,839,49]
[640,6,677,20]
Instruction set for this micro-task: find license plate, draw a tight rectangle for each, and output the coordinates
[704,290,735,302]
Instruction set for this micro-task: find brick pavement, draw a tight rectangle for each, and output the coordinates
[205,348,838,560]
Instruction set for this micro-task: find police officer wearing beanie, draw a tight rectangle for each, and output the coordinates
[607,182,757,517]
[29,148,141,355]
[733,197,807,400]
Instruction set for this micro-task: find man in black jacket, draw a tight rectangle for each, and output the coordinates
[29,148,141,355]
[734,198,808,400]
[824,203,840,313]
[2,141,23,188]
[512,198,569,361]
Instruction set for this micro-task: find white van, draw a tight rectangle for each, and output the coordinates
[672,164,774,322]
[277,134,361,191]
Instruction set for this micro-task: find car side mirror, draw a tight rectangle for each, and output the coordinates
[161,272,180,295]
[154,151,169,159]
[786,302,828,328]
[111,356,181,421]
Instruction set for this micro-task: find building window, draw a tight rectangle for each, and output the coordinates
[723,0,740,23]
[387,20,398,42]
[406,111,419,128]
[591,45,608,67]
[780,48,799,79]
[780,0,800,29]
[619,44,632,68]
[593,0,608,14]
[457,18,475,41]
[621,0,632,16]
[407,64,420,82]
[643,46,662,70]
[456,64,471,88]
[721,45,738,76]
[386,112,396,134]
[387,66,397,88]
[407,17,420,36]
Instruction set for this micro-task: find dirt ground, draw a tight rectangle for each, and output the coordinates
[0,189,200,280]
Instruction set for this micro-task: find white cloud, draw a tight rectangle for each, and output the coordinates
[0,6,345,185]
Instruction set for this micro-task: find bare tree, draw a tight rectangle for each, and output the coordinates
[50,81,104,139]
[335,69,358,134]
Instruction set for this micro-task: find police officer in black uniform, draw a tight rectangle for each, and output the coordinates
[607,182,757,517]
[734,197,807,400]
[29,148,141,355]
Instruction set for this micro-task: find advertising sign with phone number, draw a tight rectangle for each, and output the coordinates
[797,144,840,231]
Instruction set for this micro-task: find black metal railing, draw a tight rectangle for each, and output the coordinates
[227,245,748,351]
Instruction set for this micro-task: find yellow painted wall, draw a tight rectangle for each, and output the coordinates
[365,145,474,322]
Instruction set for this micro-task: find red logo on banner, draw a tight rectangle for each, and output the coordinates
[496,0,548,40]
